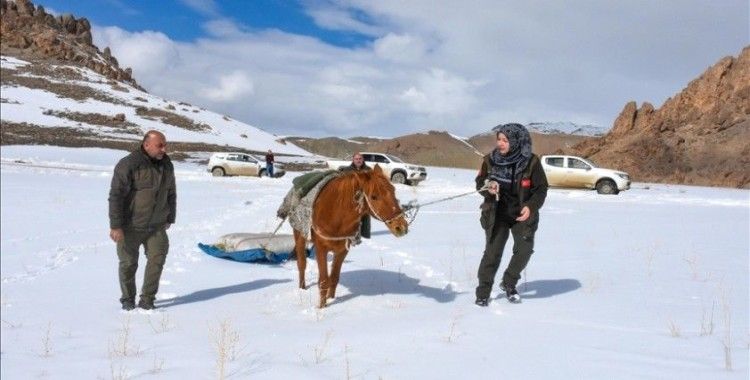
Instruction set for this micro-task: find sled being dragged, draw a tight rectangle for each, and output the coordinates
[198,233,313,264]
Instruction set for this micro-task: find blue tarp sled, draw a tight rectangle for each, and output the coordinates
[198,233,313,264]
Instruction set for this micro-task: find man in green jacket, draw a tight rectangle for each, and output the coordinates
[475,123,548,306]
[109,131,176,310]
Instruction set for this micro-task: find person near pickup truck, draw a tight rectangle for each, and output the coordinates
[339,152,371,238]
[474,123,548,306]
[265,150,275,177]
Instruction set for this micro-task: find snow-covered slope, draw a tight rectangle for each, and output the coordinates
[527,121,608,136]
[0,55,310,156]
[448,133,484,156]
[1,145,747,379]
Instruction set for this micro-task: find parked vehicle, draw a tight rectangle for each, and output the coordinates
[541,155,630,194]
[326,152,427,185]
[208,152,285,178]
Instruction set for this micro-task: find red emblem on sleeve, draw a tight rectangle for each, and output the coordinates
[521,178,531,188]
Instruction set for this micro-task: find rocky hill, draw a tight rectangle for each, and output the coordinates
[284,136,379,161]
[1,0,138,88]
[367,131,483,169]
[288,132,483,169]
[567,47,750,188]
[288,129,590,170]
[0,0,310,158]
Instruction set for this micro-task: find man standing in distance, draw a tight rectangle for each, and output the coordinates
[265,149,275,177]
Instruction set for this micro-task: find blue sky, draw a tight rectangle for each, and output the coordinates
[41,0,373,46]
[39,1,750,137]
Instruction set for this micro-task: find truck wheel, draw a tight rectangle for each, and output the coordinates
[391,172,406,184]
[212,167,225,177]
[259,169,266,177]
[596,179,618,195]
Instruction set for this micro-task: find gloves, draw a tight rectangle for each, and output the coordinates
[483,180,500,201]
[486,180,499,194]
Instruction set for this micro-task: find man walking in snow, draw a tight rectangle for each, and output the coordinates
[265,149,275,177]
[108,130,176,310]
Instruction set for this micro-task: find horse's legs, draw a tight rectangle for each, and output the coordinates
[328,247,349,299]
[314,239,330,308]
[293,230,307,289]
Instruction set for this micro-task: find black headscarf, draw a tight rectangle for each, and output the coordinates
[488,123,532,188]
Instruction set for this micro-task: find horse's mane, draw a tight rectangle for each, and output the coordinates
[327,171,368,206]
[325,169,393,206]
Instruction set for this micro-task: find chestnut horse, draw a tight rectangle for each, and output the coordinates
[292,165,409,308]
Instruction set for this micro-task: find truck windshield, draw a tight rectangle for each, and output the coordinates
[386,154,404,163]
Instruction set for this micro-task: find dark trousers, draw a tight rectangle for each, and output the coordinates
[266,163,274,177]
[476,218,536,299]
[360,215,371,239]
[117,228,169,304]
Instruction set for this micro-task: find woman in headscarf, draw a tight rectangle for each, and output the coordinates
[474,123,548,306]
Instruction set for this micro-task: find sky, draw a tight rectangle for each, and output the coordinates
[40,0,749,138]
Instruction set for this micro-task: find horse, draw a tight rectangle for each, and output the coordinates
[292,165,409,308]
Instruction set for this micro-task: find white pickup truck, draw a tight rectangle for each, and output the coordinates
[207,152,285,178]
[326,152,428,186]
[541,155,630,194]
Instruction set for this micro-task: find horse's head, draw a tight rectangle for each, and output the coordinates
[357,165,408,237]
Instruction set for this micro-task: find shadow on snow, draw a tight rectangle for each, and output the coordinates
[511,278,582,299]
[156,278,291,308]
[334,269,461,304]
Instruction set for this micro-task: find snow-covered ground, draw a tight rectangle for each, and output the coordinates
[1,145,748,379]
[0,56,310,156]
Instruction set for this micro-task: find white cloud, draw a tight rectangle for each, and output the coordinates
[178,0,220,17]
[400,69,478,116]
[93,26,179,78]
[92,1,749,138]
[202,19,246,38]
[203,71,255,102]
[305,4,385,37]
[373,33,426,63]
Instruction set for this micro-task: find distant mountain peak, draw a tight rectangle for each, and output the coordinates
[526,121,607,137]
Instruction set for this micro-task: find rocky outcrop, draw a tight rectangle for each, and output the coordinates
[1,0,141,89]
[568,46,750,188]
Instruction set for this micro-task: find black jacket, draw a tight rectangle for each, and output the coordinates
[475,154,548,229]
[109,148,176,231]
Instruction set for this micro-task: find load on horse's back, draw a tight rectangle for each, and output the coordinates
[278,165,408,308]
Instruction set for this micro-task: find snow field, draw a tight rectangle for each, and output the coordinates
[1,145,748,379]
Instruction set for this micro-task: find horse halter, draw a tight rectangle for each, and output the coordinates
[354,189,404,225]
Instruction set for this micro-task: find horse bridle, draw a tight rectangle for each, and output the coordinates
[309,187,406,245]
[355,189,405,225]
